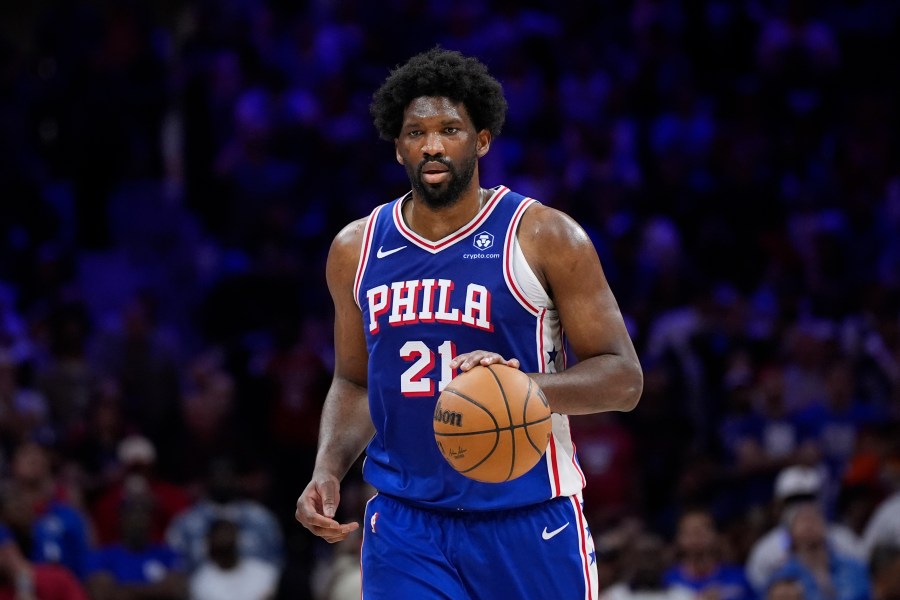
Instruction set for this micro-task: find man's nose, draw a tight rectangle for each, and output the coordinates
[422,132,445,156]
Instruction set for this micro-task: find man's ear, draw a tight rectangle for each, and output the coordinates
[395,140,404,165]
[476,130,492,158]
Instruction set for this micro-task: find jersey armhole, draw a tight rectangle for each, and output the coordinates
[504,199,553,315]
[353,204,386,309]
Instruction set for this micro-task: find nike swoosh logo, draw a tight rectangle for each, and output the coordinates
[376,245,407,258]
[541,522,570,540]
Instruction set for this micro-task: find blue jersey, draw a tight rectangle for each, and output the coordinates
[30,501,92,580]
[354,186,585,511]
[664,564,756,600]
[87,543,183,584]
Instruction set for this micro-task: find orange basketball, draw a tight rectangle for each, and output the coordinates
[433,364,552,483]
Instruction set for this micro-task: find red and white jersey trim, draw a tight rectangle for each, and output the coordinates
[546,414,585,499]
[392,186,511,253]
[353,203,387,309]
[503,197,541,316]
[569,495,599,600]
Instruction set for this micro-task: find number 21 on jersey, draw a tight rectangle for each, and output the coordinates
[400,340,456,396]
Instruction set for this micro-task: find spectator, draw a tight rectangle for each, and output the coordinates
[779,321,835,414]
[794,359,886,491]
[85,487,186,600]
[601,532,696,600]
[860,452,900,559]
[34,301,98,443]
[175,351,239,484]
[166,459,283,574]
[767,502,870,600]
[91,435,191,546]
[90,291,183,469]
[64,378,131,505]
[717,366,815,501]
[764,577,804,600]
[0,527,88,600]
[664,508,754,600]
[0,348,52,451]
[745,464,864,593]
[3,442,93,580]
[838,422,899,535]
[188,518,278,600]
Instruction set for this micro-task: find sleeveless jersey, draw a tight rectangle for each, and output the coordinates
[354,186,585,511]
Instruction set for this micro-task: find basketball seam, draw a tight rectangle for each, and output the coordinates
[437,388,502,430]
[522,378,544,454]
[434,417,550,437]
[486,365,516,481]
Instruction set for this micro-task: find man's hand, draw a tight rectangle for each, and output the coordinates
[449,351,520,372]
[295,475,359,544]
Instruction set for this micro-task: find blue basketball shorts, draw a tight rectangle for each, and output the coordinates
[361,493,598,599]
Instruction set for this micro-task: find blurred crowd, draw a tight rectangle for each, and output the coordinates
[1,0,899,598]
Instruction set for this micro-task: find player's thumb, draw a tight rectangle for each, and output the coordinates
[320,481,339,518]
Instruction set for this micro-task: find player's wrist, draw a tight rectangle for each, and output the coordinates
[311,459,349,483]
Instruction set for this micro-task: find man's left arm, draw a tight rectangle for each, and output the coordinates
[519,204,643,415]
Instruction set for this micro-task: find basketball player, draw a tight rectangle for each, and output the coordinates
[295,47,643,599]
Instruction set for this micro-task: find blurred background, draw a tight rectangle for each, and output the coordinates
[1,0,899,599]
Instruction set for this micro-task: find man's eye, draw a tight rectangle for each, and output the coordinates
[445,128,459,134]
[408,130,422,137]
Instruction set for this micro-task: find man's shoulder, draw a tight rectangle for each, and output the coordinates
[333,215,372,248]
[749,526,787,554]
[880,491,900,510]
[167,503,212,530]
[513,197,581,238]
[235,500,279,524]
[46,501,88,524]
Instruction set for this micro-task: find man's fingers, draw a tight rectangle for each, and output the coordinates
[323,522,360,543]
[319,480,339,518]
[326,522,359,538]
[450,351,517,371]
[311,521,360,544]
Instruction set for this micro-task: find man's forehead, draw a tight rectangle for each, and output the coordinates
[404,96,469,120]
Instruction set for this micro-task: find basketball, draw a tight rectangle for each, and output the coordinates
[433,364,552,483]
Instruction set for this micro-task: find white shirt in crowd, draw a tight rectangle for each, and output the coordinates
[601,583,697,600]
[862,491,900,559]
[745,522,864,592]
[189,557,279,600]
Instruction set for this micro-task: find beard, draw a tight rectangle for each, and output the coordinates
[405,152,478,209]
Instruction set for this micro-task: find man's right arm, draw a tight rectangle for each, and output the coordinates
[295,218,373,542]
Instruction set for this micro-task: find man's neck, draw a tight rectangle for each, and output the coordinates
[213,554,239,570]
[681,553,717,578]
[405,184,489,242]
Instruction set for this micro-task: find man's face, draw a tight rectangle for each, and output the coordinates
[767,580,804,600]
[788,503,827,552]
[395,96,489,208]
[676,511,716,556]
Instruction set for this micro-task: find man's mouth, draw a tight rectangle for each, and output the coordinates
[421,161,450,184]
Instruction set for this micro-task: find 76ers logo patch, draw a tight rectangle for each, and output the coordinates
[473,231,494,250]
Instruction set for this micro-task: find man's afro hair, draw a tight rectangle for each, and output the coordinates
[370,47,507,141]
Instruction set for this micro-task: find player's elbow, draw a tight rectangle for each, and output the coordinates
[617,360,644,412]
